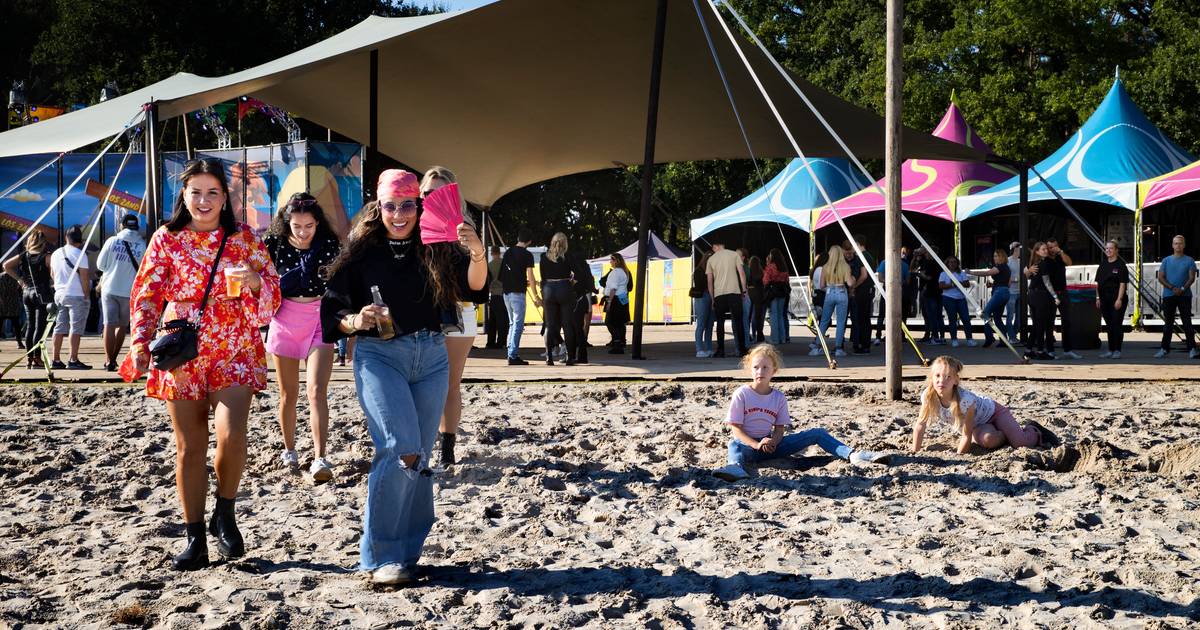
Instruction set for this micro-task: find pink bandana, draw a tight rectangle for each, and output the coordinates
[377,169,420,199]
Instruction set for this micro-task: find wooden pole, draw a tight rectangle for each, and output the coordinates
[1019,165,1029,342]
[144,102,161,232]
[631,0,669,360]
[884,0,903,399]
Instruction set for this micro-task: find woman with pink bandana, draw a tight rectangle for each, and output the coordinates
[320,169,486,586]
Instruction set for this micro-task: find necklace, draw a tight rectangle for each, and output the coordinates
[388,238,414,261]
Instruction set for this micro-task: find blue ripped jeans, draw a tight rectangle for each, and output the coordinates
[353,332,449,571]
[727,428,852,467]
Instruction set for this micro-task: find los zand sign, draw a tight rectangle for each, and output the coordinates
[84,179,142,213]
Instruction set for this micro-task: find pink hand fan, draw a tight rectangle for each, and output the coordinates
[420,183,464,244]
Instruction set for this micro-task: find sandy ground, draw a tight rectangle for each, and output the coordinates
[1,380,1198,629]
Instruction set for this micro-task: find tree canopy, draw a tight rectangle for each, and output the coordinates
[4,0,1199,256]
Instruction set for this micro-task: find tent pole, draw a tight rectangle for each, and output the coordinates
[145,101,161,232]
[1132,208,1142,328]
[1018,164,1029,343]
[369,50,379,151]
[181,113,194,160]
[631,0,669,361]
[884,0,903,399]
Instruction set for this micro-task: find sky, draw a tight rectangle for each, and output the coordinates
[415,0,496,11]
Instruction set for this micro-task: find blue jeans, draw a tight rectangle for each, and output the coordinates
[769,296,788,344]
[693,294,714,353]
[1005,288,1019,341]
[941,296,972,340]
[727,428,852,467]
[922,290,944,340]
[817,287,849,349]
[983,287,1009,344]
[353,333,450,571]
[503,292,526,359]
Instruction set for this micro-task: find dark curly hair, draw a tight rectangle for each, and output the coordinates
[165,158,238,233]
[268,192,338,244]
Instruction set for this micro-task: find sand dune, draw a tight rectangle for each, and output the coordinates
[0,381,1197,628]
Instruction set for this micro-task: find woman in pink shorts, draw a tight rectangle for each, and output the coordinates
[264,193,342,482]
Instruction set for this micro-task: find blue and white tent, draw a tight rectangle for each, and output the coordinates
[957,78,1194,219]
[689,157,870,239]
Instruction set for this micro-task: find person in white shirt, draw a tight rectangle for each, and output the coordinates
[49,225,91,369]
[95,214,146,371]
[1005,242,1021,342]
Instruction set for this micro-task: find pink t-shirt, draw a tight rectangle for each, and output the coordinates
[725,385,791,439]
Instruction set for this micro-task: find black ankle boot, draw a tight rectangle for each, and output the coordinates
[208,496,245,558]
[173,521,209,571]
[439,432,457,466]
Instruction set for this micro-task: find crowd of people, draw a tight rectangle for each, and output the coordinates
[691,233,1200,362]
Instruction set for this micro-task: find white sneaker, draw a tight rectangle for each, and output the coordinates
[966,339,978,347]
[951,340,960,348]
[931,339,944,346]
[371,563,413,585]
[849,450,888,467]
[310,457,333,483]
[695,351,707,358]
[712,464,749,482]
[1111,351,1121,359]
[1155,349,1169,359]
[872,338,881,346]
[835,348,847,357]
[281,449,299,468]
[1190,348,1200,359]
[1098,351,1113,359]
[808,347,823,356]
[1062,350,1083,360]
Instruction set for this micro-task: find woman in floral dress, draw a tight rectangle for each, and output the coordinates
[122,158,281,570]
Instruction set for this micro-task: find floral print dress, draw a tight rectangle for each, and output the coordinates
[121,224,280,400]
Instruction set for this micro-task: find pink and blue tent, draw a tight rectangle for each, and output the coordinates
[812,101,1012,231]
[689,157,870,239]
[1138,159,1200,210]
[957,78,1194,219]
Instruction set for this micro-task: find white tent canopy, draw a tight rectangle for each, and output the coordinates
[0,1,984,207]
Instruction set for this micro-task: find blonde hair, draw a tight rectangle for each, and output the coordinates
[740,343,783,372]
[822,245,850,285]
[420,166,471,227]
[918,355,966,433]
[546,232,568,263]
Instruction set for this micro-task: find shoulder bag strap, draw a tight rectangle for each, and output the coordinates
[193,230,230,324]
[120,240,139,271]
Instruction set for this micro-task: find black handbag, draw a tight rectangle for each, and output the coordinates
[148,231,228,371]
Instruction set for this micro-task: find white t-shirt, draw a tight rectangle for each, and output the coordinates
[1007,255,1020,291]
[50,245,88,298]
[606,268,629,300]
[725,385,791,440]
[938,387,996,426]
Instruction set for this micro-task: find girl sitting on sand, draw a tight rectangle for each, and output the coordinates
[713,344,883,481]
[912,355,1056,454]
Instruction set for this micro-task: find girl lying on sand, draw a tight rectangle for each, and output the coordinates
[913,355,1058,454]
[713,344,885,481]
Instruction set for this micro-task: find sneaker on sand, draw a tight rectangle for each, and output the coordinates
[1062,350,1083,359]
[951,340,960,348]
[695,350,711,358]
[872,338,881,346]
[371,563,414,586]
[1098,351,1113,359]
[850,450,890,466]
[1155,349,1169,359]
[808,347,823,356]
[1111,351,1121,359]
[1190,348,1200,359]
[310,457,333,483]
[712,464,750,482]
[834,348,847,357]
[281,450,299,468]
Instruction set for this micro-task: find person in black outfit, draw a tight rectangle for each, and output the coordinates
[603,253,633,353]
[1042,238,1081,359]
[569,250,596,364]
[1095,240,1129,358]
[485,246,508,348]
[2,230,54,368]
[1024,242,1057,360]
[540,232,581,365]
[499,228,541,365]
[911,248,944,344]
[747,256,766,343]
[843,237,874,354]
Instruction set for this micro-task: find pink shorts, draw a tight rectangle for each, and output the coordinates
[266,299,330,360]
